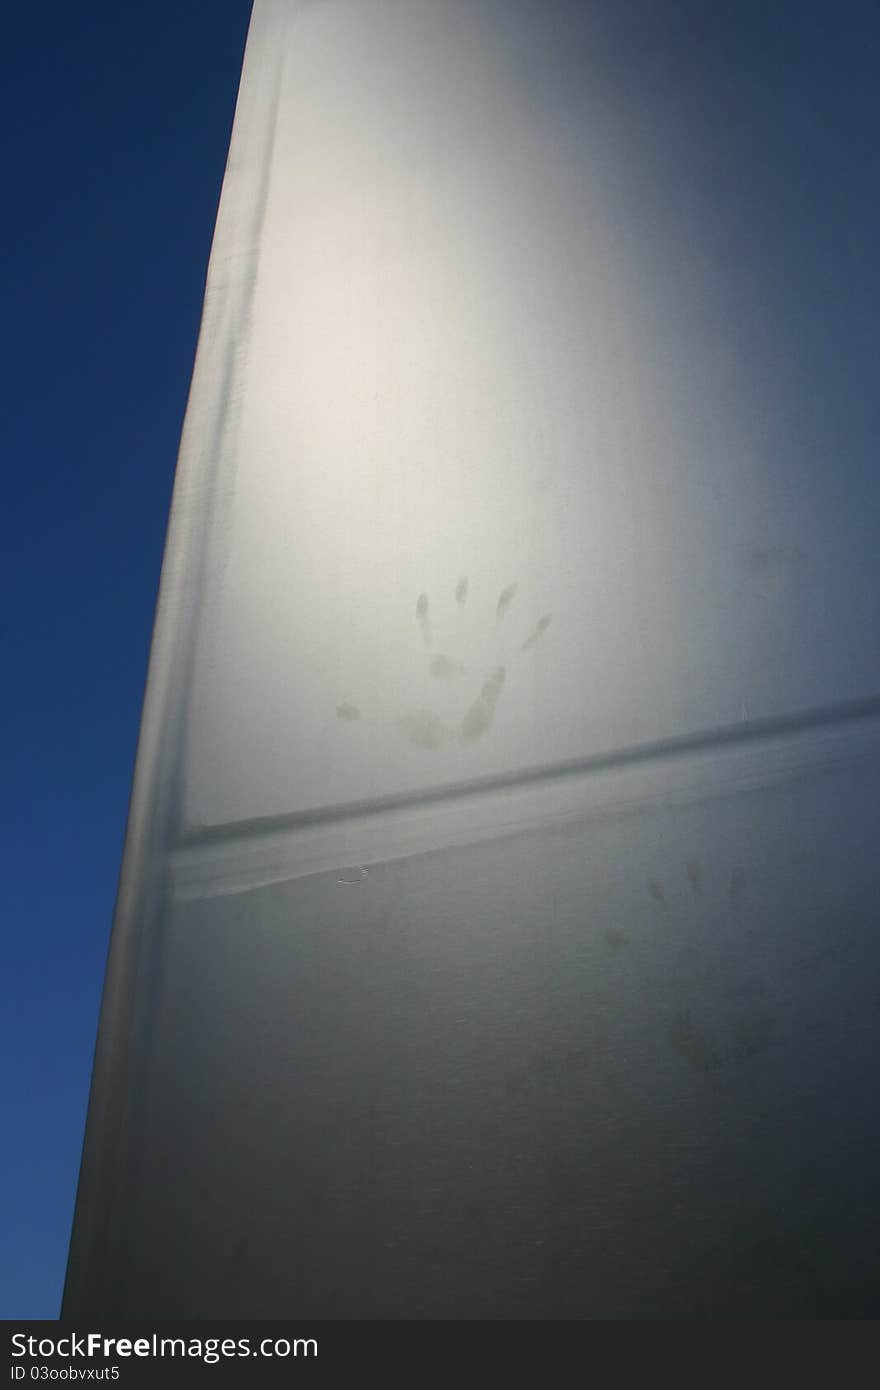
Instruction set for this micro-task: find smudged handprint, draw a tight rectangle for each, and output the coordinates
[336,578,552,750]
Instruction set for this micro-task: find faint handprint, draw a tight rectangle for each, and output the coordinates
[337,577,552,750]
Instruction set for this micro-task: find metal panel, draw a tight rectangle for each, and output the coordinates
[65,0,880,1317]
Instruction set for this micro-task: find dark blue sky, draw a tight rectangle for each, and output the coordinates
[2,1,253,1319]
[3,0,880,1320]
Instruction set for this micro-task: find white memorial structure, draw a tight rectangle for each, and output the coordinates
[65,0,880,1317]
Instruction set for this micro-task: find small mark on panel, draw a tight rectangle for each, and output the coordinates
[496,583,518,622]
[338,866,369,884]
[429,654,466,679]
[648,878,668,910]
[416,592,432,647]
[459,666,506,742]
[602,927,629,953]
[520,614,552,652]
[336,701,361,721]
[398,710,454,750]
